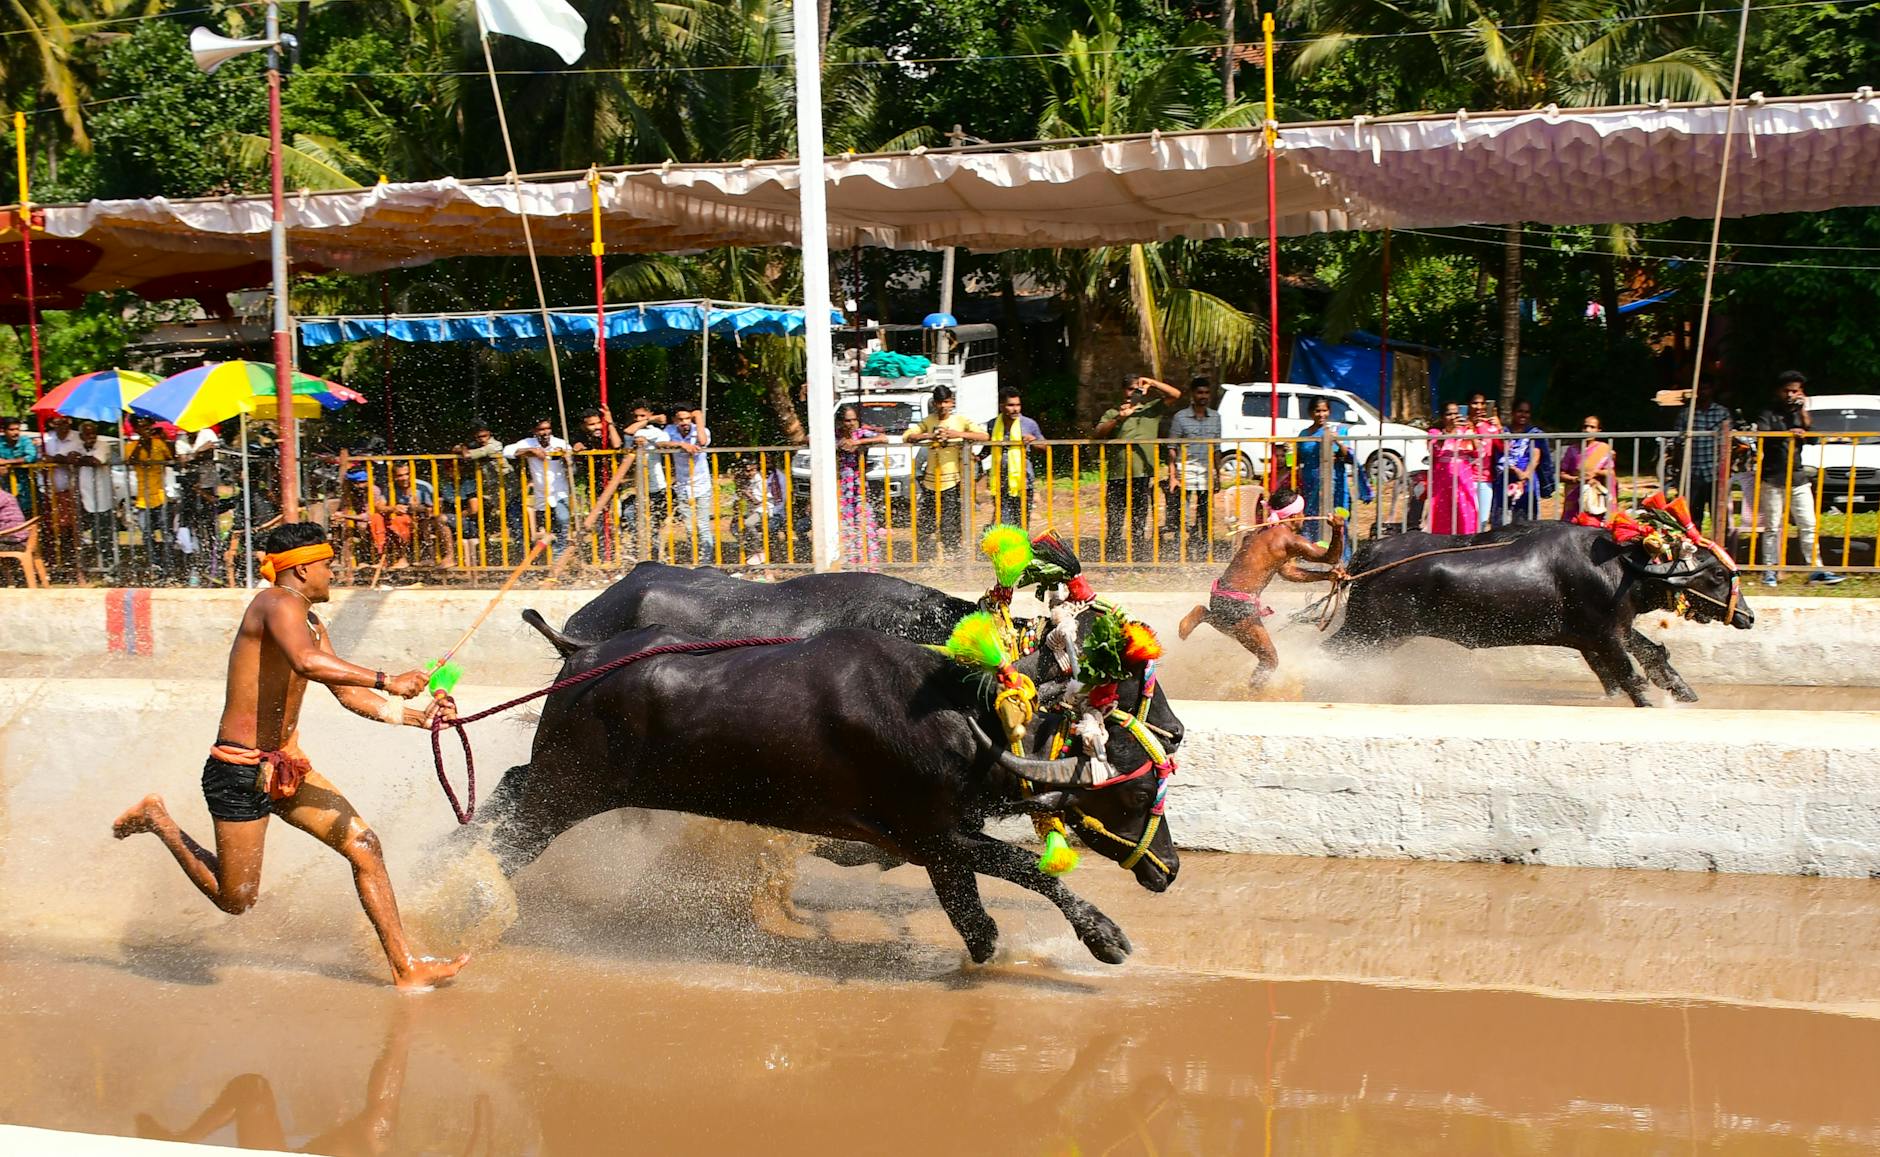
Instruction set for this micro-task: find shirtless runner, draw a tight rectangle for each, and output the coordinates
[112,523,469,989]
[1176,488,1345,690]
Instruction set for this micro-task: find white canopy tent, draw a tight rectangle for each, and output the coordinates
[8,91,1877,293]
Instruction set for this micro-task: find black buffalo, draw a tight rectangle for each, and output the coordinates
[1326,521,1753,706]
[472,616,1184,964]
[554,562,986,649]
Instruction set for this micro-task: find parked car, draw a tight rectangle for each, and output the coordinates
[1804,394,1880,509]
[1215,382,1432,486]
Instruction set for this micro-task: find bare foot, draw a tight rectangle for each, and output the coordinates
[112,794,166,839]
[1177,604,1207,641]
[394,952,470,991]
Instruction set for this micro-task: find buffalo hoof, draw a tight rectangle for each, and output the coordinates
[1078,913,1133,965]
[1670,683,1700,704]
[965,929,999,964]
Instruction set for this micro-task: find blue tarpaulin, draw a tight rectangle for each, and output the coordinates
[298,301,845,350]
[1291,333,1448,419]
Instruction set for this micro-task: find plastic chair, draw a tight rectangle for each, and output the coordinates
[0,517,50,587]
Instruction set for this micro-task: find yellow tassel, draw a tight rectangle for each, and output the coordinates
[1037,828,1079,876]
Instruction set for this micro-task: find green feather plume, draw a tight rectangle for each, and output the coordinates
[980,524,1034,588]
[945,611,1010,672]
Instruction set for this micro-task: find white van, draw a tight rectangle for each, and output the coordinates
[1216,381,1431,485]
[1803,393,1880,509]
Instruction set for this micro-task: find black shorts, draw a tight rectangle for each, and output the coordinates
[202,753,272,822]
[1206,589,1270,631]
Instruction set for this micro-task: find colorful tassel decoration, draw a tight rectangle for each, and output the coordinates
[980,524,1034,588]
[1122,622,1163,666]
[944,611,1010,672]
[1037,828,1080,876]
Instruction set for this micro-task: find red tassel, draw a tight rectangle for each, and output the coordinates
[1122,622,1163,665]
[1088,683,1119,711]
[1067,576,1096,603]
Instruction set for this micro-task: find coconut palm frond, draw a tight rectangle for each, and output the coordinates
[230,132,367,190]
[1127,244,1165,378]
[605,255,696,300]
[1162,287,1267,374]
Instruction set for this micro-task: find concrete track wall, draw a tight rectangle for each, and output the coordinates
[1,586,1875,690]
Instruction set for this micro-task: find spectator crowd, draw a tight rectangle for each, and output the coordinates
[0,367,1853,585]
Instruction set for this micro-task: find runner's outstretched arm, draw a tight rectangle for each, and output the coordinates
[263,594,427,696]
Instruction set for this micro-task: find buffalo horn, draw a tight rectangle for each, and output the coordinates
[996,750,1090,786]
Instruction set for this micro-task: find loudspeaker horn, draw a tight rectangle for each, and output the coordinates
[189,27,277,74]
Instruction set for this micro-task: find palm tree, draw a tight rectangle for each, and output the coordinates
[1016,0,1266,419]
[1289,0,1725,411]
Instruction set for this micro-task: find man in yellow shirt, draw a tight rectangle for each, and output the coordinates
[904,384,986,555]
[126,415,178,583]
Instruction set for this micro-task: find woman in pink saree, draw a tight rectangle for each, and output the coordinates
[1427,403,1480,534]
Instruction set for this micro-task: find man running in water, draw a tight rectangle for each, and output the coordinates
[112,523,469,989]
[1177,488,1344,691]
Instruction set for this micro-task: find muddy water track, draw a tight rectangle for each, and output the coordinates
[5,850,1880,1154]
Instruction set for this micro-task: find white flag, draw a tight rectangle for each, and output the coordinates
[475,0,588,65]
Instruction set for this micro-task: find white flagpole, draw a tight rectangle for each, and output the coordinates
[793,0,837,571]
[475,10,573,462]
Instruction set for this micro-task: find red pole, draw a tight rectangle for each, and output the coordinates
[1262,13,1280,489]
[14,112,43,431]
[380,276,394,451]
[588,169,608,412]
[1378,227,1392,418]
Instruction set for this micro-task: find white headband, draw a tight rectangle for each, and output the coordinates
[1267,495,1305,523]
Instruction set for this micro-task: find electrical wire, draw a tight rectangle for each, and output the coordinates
[1394,226,1880,272]
[1442,221,1880,253]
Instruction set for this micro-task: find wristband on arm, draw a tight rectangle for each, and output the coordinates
[373,670,385,691]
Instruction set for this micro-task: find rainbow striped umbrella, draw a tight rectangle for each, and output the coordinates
[132,361,360,430]
[30,369,159,422]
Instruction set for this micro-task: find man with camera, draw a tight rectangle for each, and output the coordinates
[1752,370,1842,586]
[1094,374,1181,563]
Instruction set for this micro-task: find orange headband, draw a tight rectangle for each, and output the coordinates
[260,543,334,583]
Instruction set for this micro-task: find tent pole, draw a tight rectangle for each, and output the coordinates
[793,0,838,571]
[379,277,393,451]
[588,168,609,413]
[1262,11,1280,490]
[265,2,299,521]
[1679,0,1753,497]
[14,113,43,432]
[241,411,254,587]
[475,13,572,453]
[698,299,711,430]
[1379,227,1392,419]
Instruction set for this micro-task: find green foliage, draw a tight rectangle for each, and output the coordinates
[87,21,268,198]
[0,293,188,417]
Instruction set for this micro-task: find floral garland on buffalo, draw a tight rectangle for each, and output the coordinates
[1572,492,1741,621]
[939,526,1168,876]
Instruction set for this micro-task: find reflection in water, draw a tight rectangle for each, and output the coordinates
[132,1005,492,1157]
[4,852,1880,1155]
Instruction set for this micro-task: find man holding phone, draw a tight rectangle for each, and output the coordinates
[1753,371,1841,586]
[1094,373,1181,562]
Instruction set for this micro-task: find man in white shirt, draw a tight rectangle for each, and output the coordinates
[41,414,86,576]
[176,424,223,584]
[73,420,121,580]
[1164,378,1223,561]
[503,417,573,554]
[620,400,671,558]
[662,403,716,563]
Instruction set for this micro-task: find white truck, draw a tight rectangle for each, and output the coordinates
[792,323,1000,497]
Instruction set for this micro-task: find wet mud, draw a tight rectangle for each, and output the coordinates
[5,849,1879,1155]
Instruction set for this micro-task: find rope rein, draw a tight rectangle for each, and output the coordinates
[1312,540,1522,630]
[426,636,801,824]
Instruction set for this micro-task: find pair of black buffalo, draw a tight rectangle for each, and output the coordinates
[469,564,1185,966]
